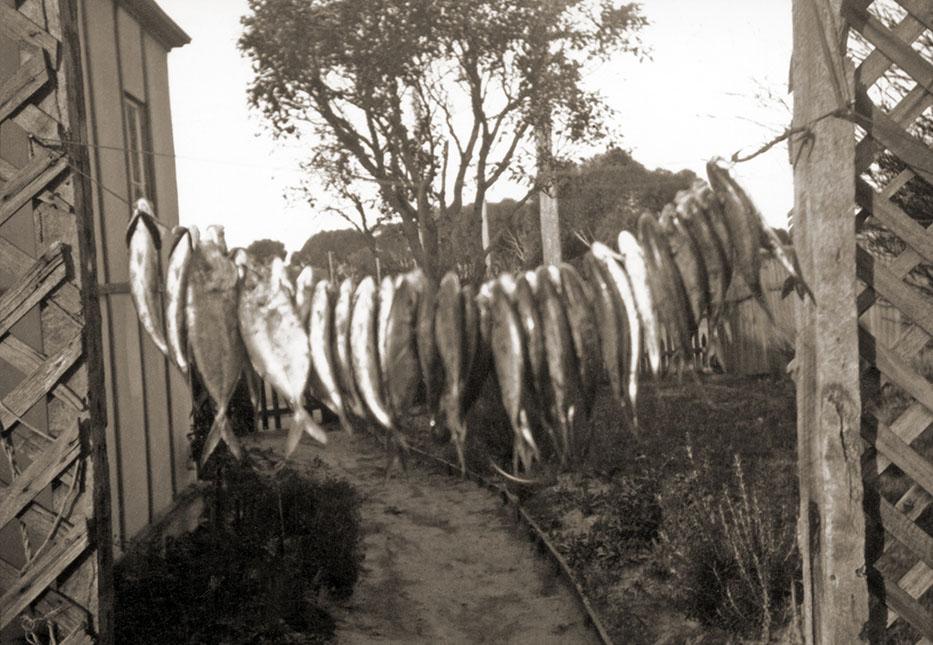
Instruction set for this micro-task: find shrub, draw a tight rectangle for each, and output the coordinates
[655,448,800,641]
[115,461,362,644]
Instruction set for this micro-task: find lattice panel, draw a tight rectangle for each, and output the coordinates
[844,0,933,640]
[0,1,110,643]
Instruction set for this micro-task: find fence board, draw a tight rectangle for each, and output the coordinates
[0,53,49,123]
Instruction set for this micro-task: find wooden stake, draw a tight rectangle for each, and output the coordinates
[536,122,561,265]
[327,251,335,282]
[481,199,491,275]
[792,0,870,641]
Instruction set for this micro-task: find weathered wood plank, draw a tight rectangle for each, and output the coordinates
[0,333,82,435]
[864,421,933,501]
[888,561,933,627]
[0,236,82,321]
[856,249,933,338]
[855,89,933,175]
[0,4,59,57]
[854,95,933,187]
[12,103,60,141]
[0,155,69,228]
[895,0,933,31]
[0,521,89,630]
[0,53,49,124]
[855,2,928,88]
[792,0,869,640]
[856,181,933,265]
[0,557,86,636]
[870,569,933,641]
[859,327,933,413]
[0,335,85,411]
[0,422,80,530]
[0,242,68,339]
[877,496,933,572]
[846,3,933,96]
[870,403,933,475]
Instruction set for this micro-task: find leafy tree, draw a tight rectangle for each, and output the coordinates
[240,0,647,282]
[245,238,287,264]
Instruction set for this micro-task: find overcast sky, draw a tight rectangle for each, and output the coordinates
[158,0,794,252]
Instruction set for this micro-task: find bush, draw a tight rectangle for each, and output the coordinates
[655,448,800,641]
[115,461,362,644]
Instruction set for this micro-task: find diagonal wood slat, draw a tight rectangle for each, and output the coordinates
[0,423,80,530]
[870,569,933,641]
[0,5,59,57]
[0,236,82,321]
[0,53,49,124]
[0,242,68,339]
[893,0,933,32]
[846,3,933,95]
[0,521,89,630]
[855,3,927,89]
[856,180,933,264]
[0,333,82,438]
[0,335,85,411]
[0,558,85,637]
[0,155,69,228]
[854,95,933,186]
[856,249,933,337]
[862,419,933,498]
[859,326,933,413]
[877,495,933,573]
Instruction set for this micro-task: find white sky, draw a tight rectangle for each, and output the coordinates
[158,0,794,252]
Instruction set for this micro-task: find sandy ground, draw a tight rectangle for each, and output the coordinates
[250,429,601,645]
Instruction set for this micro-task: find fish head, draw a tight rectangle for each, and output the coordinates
[133,197,156,218]
[204,225,228,252]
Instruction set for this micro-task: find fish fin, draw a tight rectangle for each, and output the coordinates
[295,406,328,446]
[199,412,240,467]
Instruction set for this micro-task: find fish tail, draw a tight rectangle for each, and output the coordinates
[284,406,328,458]
[199,411,241,467]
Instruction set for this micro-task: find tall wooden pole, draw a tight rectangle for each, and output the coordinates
[481,199,492,275]
[536,121,561,265]
[791,0,870,641]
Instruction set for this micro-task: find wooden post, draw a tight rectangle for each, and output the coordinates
[791,0,870,641]
[481,199,491,275]
[536,122,561,265]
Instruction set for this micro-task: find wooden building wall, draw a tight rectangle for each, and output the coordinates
[77,0,192,552]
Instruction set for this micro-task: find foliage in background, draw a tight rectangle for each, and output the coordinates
[285,147,696,279]
[114,463,362,644]
[240,0,647,281]
[246,238,288,264]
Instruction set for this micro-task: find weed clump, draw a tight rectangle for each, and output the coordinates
[655,448,800,641]
[114,462,362,644]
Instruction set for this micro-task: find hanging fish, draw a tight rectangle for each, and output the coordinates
[536,268,578,463]
[590,242,643,410]
[164,225,198,375]
[376,275,397,391]
[308,279,349,431]
[558,264,600,419]
[661,203,710,335]
[127,198,169,357]
[638,213,694,357]
[514,273,548,411]
[584,252,630,406]
[674,185,731,328]
[333,277,367,423]
[616,231,661,375]
[706,160,768,316]
[707,157,812,301]
[186,225,244,464]
[460,283,491,416]
[489,275,538,473]
[435,272,469,472]
[382,271,422,421]
[236,256,327,457]
[349,276,394,430]
[416,276,443,429]
[294,265,319,328]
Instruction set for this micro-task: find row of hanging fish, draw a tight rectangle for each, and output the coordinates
[127,158,811,475]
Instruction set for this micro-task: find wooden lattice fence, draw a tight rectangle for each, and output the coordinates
[0,1,111,643]
[847,0,933,639]
[793,0,933,641]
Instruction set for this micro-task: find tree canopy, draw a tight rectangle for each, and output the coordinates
[239,0,647,281]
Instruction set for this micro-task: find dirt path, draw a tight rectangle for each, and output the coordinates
[250,430,601,644]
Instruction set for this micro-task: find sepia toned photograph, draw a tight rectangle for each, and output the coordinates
[0,0,931,642]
